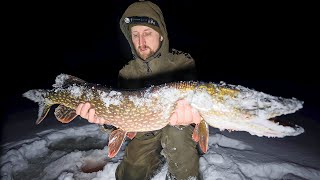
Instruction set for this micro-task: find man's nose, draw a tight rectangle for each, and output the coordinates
[139,35,146,46]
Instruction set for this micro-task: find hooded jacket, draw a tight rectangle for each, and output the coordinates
[118,1,197,89]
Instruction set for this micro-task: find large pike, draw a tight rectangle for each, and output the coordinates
[23,74,304,158]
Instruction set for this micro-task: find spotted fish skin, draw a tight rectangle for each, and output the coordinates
[23,76,165,132]
[23,74,305,158]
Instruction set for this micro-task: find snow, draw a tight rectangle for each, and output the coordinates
[100,90,124,107]
[2,74,320,179]
[1,107,320,180]
[53,74,71,88]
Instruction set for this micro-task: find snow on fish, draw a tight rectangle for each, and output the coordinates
[23,74,304,158]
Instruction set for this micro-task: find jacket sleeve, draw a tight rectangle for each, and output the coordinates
[117,74,142,89]
[173,52,198,82]
[118,72,130,89]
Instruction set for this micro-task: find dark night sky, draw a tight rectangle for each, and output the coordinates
[1,1,319,120]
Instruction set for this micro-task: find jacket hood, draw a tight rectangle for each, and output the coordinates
[120,1,169,62]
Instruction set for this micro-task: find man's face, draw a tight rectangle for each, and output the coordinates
[131,25,162,60]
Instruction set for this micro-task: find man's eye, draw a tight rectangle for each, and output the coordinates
[144,32,151,36]
[132,34,138,38]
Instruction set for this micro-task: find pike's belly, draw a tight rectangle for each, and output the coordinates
[99,105,170,132]
[113,118,169,132]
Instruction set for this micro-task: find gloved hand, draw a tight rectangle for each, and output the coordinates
[169,99,201,126]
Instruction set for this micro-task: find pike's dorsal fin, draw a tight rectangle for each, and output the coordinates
[54,105,78,123]
[53,74,87,88]
[36,103,52,125]
[108,129,127,158]
[126,132,137,140]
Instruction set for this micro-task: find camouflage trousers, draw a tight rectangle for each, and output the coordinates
[115,125,201,180]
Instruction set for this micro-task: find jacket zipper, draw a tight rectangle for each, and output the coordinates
[145,62,152,73]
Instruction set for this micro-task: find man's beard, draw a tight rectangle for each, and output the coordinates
[137,45,155,60]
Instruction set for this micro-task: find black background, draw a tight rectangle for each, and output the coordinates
[1,0,319,121]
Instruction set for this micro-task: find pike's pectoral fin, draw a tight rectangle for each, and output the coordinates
[36,103,52,125]
[108,129,127,158]
[195,120,209,153]
[54,105,78,123]
[126,132,137,140]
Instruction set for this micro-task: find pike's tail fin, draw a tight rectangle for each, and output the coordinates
[23,89,52,124]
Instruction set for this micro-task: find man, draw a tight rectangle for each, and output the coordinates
[76,1,202,179]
